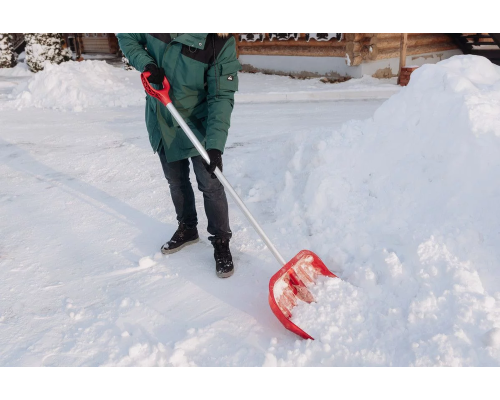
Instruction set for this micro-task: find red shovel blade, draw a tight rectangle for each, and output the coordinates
[268,250,337,340]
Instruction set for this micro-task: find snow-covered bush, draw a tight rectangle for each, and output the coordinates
[25,33,71,72]
[119,49,134,71]
[0,34,17,68]
[61,37,73,62]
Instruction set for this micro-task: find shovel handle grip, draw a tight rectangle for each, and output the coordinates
[141,71,172,106]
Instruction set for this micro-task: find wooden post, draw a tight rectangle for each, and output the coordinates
[73,33,82,60]
[397,33,408,84]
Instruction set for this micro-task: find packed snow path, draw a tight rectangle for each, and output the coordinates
[0,100,383,366]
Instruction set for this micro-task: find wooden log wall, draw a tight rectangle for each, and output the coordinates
[344,33,460,66]
[234,33,459,66]
[80,33,119,54]
[234,33,346,58]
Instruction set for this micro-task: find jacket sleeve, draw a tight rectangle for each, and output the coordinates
[116,33,156,72]
[205,36,242,153]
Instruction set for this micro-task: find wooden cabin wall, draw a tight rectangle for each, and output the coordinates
[344,33,460,66]
[235,33,346,58]
[79,33,119,54]
[235,33,459,66]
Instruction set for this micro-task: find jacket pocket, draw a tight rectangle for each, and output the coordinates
[218,59,242,92]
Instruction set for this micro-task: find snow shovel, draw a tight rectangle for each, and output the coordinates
[141,72,337,340]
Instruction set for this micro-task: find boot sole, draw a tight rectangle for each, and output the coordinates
[161,238,199,255]
[216,269,234,278]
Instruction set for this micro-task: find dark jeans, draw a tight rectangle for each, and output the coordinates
[158,146,232,241]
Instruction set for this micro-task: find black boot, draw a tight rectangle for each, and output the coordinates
[212,238,234,278]
[161,223,199,255]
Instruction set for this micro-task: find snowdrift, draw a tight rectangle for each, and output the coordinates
[3,60,144,111]
[1,60,399,111]
[267,55,500,366]
[0,63,33,77]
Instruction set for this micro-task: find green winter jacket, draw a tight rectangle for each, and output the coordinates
[116,33,241,162]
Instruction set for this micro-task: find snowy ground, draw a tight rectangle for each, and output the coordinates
[0,71,383,366]
[1,57,500,366]
[238,72,399,94]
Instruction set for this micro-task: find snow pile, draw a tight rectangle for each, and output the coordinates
[268,55,500,366]
[4,60,144,111]
[0,62,33,77]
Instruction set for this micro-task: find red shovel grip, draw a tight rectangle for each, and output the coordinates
[141,71,172,106]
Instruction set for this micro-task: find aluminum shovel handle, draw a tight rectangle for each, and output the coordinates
[141,72,286,266]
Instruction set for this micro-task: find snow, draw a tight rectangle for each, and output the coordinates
[238,72,398,94]
[1,60,398,112]
[0,64,33,100]
[482,328,500,348]
[273,55,500,366]
[2,60,144,111]
[23,34,72,73]
[1,55,500,366]
[0,62,33,77]
[236,74,400,102]
[239,34,264,42]
[306,33,341,42]
[269,33,299,41]
[81,53,121,60]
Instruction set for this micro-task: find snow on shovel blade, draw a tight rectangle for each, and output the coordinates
[268,250,337,340]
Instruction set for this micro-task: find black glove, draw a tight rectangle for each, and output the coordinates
[144,64,165,85]
[204,149,222,179]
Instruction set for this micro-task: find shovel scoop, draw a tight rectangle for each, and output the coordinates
[141,72,338,340]
[269,250,337,339]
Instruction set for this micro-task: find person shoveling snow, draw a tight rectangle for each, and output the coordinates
[119,33,338,339]
[117,33,242,278]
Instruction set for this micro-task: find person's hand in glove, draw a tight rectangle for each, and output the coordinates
[144,64,166,85]
[204,149,222,179]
